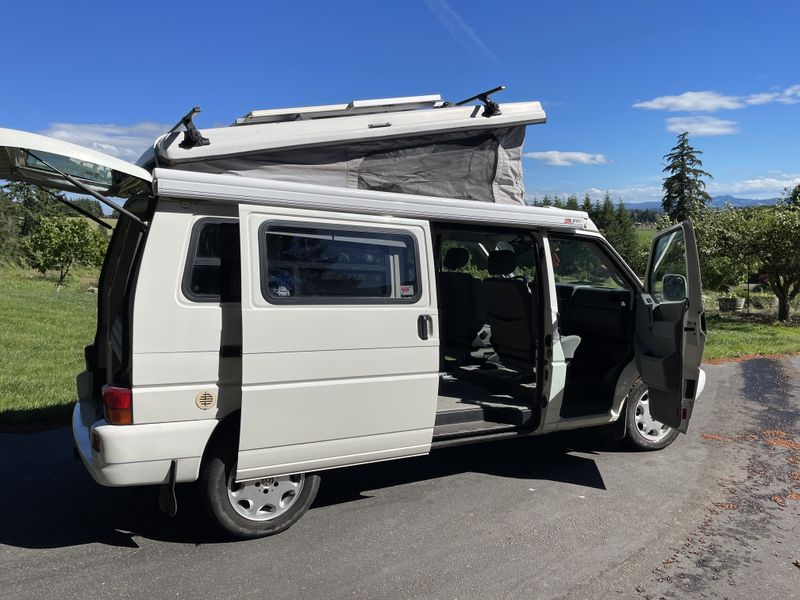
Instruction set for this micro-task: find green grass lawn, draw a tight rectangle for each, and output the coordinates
[0,267,98,425]
[635,226,656,245]
[703,314,800,361]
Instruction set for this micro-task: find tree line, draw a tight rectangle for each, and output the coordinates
[0,182,109,285]
[528,192,650,274]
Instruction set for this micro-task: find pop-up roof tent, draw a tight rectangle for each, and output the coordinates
[138,90,547,205]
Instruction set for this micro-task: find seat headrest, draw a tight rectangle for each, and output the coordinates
[443,247,470,270]
[488,249,516,276]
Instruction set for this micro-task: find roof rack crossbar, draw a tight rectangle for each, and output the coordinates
[455,85,506,117]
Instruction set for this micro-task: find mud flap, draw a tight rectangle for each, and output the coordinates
[158,460,178,517]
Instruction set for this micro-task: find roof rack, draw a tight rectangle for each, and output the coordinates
[234,94,444,125]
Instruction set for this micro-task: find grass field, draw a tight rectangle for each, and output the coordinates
[0,267,97,425]
[635,226,656,245]
[1,266,799,427]
[703,315,800,360]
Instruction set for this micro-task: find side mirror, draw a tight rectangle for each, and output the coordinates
[662,273,687,301]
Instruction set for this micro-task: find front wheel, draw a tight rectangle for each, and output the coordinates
[199,436,320,539]
[623,380,679,451]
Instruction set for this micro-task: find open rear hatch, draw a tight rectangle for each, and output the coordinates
[0,127,154,416]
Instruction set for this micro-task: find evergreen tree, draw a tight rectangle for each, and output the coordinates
[0,188,19,258]
[596,193,616,232]
[2,181,62,236]
[662,132,712,221]
[552,196,565,208]
[613,200,638,260]
[565,194,579,210]
[581,194,593,216]
[541,194,553,207]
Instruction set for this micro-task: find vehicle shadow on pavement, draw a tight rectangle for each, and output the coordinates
[0,426,612,549]
[314,430,610,509]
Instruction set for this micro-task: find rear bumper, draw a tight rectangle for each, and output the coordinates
[72,402,218,487]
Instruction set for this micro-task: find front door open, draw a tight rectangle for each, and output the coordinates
[634,221,706,433]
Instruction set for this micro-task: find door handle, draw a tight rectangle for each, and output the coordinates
[417,314,432,340]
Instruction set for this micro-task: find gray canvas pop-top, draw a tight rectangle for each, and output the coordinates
[140,95,546,205]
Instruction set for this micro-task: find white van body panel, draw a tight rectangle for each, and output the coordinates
[131,203,242,425]
[153,168,597,233]
[236,205,440,480]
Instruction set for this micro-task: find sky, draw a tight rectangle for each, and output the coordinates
[2,0,799,204]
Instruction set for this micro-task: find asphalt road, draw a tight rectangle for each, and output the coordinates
[2,358,799,600]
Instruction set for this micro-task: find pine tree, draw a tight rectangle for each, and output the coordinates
[596,193,617,232]
[662,132,712,222]
[614,200,638,261]
[581,194,593,216]
[565,194,579,210]
[541,194,553,207]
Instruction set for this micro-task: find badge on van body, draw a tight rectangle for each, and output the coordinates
[196,390,217,410]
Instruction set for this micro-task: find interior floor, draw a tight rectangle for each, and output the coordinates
[433,374,537,441]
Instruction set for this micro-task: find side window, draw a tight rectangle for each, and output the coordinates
[551,237,630,290]
[183,220,241,302]
[441,240,488,278]
[649,229,687,302]
[261,224,420,303]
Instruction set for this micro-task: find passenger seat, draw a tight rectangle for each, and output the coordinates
[439,247,486,354]
[483,250,537,371]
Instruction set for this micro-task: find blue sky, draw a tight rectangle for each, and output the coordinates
[2,0,798,203]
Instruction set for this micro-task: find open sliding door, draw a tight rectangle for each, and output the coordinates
[236,204,440,481]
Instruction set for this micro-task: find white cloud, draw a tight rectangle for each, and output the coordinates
[665,116,739,136]
[634,91,743,112]
[524,151,609,167]
[38,122,170,162]
[583,185,663,202]
[424,0,496,62]
[634,85,800,112]
[774,84,800,104]
[709,173,800,197]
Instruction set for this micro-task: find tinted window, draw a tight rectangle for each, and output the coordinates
[184,220,241,302]
[261,224,420,302]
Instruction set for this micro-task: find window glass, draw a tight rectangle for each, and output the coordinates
[184,221,241,302]
[263,225,419,302]
[649,229,687,302]
[440,240,488,278]
[550,238,629,290]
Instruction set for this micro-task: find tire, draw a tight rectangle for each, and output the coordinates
[623,380,679,451]
[199,434,320,539]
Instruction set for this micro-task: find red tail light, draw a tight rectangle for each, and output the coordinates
[102,385,132,425]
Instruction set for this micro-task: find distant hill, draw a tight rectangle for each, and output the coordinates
[627,195,781,211]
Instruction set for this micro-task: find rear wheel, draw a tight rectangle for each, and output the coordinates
[623,380,678,450]
[199,436,320,539]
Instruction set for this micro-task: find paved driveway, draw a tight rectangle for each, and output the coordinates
[1,358,799,599]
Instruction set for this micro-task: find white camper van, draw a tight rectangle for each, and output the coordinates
[0,91,706,539]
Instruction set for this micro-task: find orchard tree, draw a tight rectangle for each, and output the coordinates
[697,204,800,320]
[23,217,108,286]
[662,132,712,222]
[692,207,750,292]
[743,206,800,321]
